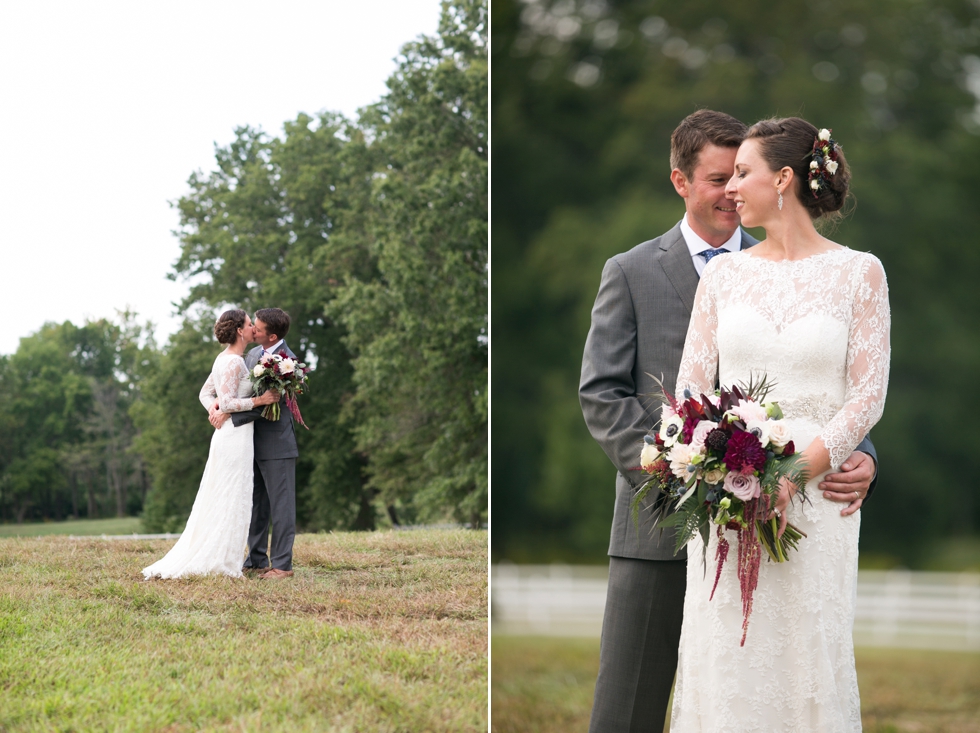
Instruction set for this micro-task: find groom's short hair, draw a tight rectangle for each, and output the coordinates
[670,110,748,179]
[255,308,290,340]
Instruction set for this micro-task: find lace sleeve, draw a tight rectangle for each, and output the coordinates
[215,356,255,413]
[818,255,891,469]
[676,265,719,398]
[198,372,216,411]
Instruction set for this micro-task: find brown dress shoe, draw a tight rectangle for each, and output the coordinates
[258,568,294,579]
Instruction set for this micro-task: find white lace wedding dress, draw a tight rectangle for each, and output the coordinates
[142,352,256,579]
[670,248,890,732]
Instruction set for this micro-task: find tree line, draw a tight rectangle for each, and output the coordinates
[0,0,487,531]
[493,0,980,568]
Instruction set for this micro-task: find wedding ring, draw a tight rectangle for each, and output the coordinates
[774,509,781,518]
[854,490,859,500]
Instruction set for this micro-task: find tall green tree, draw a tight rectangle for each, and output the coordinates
[332,0,488,526]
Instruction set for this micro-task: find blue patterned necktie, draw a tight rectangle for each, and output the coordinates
[698,247,729,264]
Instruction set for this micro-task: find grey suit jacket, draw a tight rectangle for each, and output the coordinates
[231,342,300,461]
[580,222,877,561]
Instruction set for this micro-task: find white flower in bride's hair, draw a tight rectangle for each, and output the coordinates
[810,179,821,190]
[818,129,831,141]
[825,160,839,175]
[279,358,296,375]
[810,159,820,170]
[252,364,265,378]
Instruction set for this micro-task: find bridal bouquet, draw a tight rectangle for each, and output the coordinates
[632,376,808,644]
[249,352,310,429]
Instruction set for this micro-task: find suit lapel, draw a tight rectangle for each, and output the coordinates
[660,225,759,312]
[659,224,700,313]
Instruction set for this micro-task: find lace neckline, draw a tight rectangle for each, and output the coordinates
[740,246,851,265]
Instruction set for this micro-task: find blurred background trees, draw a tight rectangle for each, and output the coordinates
[0,0,487,531]
[493,0,980,568]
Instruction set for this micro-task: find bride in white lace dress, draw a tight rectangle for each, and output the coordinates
[670,119,890,732]
[142,310,279,580]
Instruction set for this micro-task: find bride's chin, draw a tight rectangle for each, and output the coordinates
[738,210,767,229]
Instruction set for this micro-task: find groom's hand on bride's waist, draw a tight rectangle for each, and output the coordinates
[209,401,231,429]
[818,451,876,517]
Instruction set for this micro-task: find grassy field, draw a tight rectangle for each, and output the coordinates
[0,529,487,732]
[491,636,980,733]
[0,516,142,537]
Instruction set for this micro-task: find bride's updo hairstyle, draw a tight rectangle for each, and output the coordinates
[745,117,851,220]
[214,309,247,344]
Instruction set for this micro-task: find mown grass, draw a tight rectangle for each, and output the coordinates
[0,516,142,537]
[491,636,980,733]
[0,530,487,732]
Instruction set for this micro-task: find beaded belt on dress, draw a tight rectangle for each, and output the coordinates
[776,394,842,424]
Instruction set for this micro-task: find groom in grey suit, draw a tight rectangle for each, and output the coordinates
[579,110,878,732]
[210,307,299,579]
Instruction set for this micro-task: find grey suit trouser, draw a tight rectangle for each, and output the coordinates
[245,457,296,571]
[589,556,686,733]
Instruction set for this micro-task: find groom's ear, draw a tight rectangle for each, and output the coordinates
[670,168,690,199]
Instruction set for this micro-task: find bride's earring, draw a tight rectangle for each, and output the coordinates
[777,188,784,211]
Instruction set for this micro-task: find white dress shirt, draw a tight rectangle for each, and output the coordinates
[261,339,284,355]
[680,214,743,277]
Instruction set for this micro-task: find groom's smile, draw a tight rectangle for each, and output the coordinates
[670,143,741,247]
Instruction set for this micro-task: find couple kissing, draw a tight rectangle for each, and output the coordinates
[142,307,299,581]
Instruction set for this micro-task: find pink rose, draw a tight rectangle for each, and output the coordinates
[730,399,767,424]
[724,472,761,501]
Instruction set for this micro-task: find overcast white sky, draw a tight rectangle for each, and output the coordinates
[0,1,442,354]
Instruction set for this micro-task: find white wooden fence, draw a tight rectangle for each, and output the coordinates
[492,564,980,651]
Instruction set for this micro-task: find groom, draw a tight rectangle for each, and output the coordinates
[579,110,878,732]
[210,307,299,580]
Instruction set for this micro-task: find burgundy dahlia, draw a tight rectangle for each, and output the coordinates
[723,430,766,474]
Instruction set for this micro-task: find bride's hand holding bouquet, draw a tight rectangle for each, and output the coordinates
[249,353,311,429]
[252,389,280,407]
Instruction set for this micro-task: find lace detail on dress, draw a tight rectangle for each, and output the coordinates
[198,352,255,413]
[670,247,891,733]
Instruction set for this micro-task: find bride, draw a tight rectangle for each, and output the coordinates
[142,309,279,579]
[670,118,890,731]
